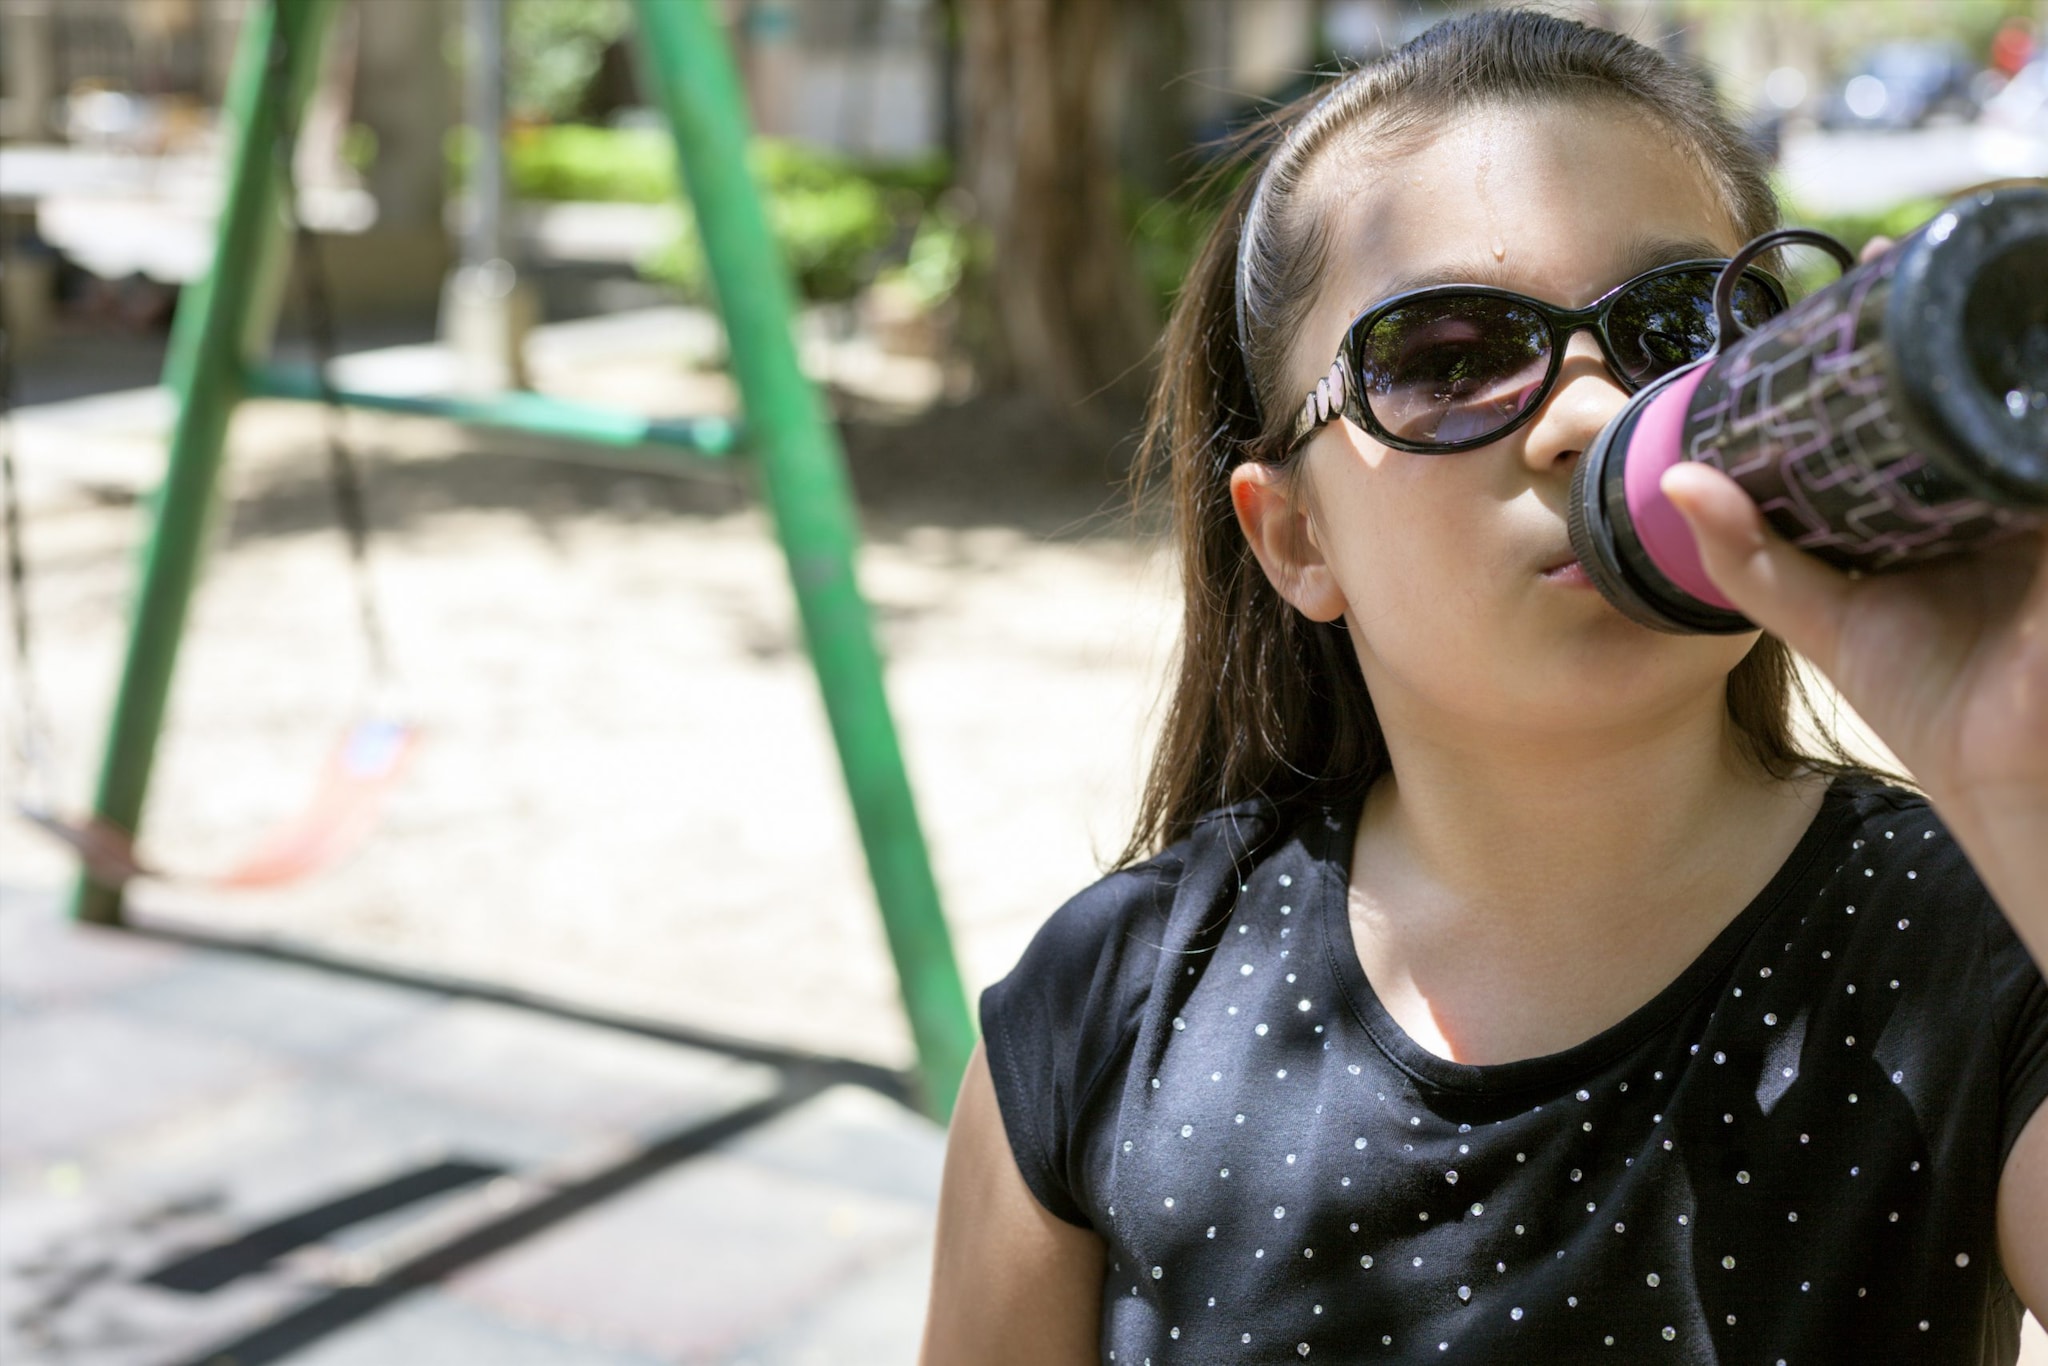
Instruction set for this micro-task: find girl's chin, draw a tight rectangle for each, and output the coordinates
[1510,628,1754,704]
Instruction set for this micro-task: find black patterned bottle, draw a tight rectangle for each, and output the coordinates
[1571,185,2048,634]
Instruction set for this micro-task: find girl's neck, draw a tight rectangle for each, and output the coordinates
[1345,692,1832,1065]
[1357,692,1824,934]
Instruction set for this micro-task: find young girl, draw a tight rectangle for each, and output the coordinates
[921,10,2047,1363]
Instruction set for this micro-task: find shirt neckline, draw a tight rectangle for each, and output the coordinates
[1313,773,1859,1096]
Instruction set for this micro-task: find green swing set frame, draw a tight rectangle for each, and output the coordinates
[65,0,976,1120]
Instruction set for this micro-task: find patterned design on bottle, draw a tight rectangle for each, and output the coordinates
[1679,249,2032,573]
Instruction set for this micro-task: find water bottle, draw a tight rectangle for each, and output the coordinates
[1569,184,2048,634]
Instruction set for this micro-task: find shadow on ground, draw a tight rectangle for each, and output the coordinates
[0,886,945,1366]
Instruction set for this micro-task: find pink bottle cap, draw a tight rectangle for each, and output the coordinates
[1620,364,1736,612]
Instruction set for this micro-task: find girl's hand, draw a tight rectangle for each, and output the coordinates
[1675,229,2048,1333]
[1657,232,2048,938]
[1663,457,2048,817]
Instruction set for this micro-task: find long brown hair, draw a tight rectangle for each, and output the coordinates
[1120,8,1885,867]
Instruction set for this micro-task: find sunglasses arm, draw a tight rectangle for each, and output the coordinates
[1283,360,1348,456]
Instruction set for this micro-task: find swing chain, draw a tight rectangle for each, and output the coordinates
[1,223,148,884]
[0,1,412,890]
[263,1,397,694]
[0,208,59,814]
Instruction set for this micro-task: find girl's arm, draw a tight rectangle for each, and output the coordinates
[1660,277,2048,1308]
[920,1041,1106,1365]
[1664,228,2048,1316]
[1665,454,2048,1311]
[2002,1103,2048,1316]
[1658,231,2048,960]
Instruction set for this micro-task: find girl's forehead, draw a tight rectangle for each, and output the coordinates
[1314,104,1740,325]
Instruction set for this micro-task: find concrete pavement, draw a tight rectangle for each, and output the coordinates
[0,881,945,1365]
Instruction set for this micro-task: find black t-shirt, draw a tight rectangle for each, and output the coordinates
[981,774,2048,1364]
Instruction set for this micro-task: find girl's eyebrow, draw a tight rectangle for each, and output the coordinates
[1611,232,1736,280]
[1350,234,1731,316]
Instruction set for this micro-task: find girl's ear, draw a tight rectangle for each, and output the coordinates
[1229,460,1348,623]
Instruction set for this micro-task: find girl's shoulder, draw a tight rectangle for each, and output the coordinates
[1828,767,1939,820]
[1818,769,1996,904]
[1769,768,2013,967]
[976,796,1309,1227]
[983,797,1292,1022]
[1798,769,2048,1165]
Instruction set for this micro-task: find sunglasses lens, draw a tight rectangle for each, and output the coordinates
[1359,297,1552,446]
[1606,268,1783,385]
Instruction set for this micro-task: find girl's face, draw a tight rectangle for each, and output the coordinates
[1235,102,1761,750]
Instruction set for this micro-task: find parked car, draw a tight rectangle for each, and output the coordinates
[1818,43,1979,131]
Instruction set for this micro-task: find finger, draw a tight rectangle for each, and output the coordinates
[1858,235,1895,265]
[2007,532,2048,655]
[2022,532,2048,619]
[1659,463,1857,673]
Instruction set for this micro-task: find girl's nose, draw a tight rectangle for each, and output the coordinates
[1521,332,1629,473]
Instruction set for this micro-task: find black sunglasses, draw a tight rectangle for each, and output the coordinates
[1286,259,1788,456]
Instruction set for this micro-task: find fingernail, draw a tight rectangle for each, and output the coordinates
[1659,466,1704,513]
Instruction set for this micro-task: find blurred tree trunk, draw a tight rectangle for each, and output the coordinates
[957,0,1157,410]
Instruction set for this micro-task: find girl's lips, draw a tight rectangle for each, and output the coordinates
[1540,558,1595,588]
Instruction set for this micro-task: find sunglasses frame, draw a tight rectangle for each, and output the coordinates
[1285,258,1789,457]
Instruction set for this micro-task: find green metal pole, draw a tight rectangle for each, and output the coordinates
[629,0,975,1121]
[69,0,338,925]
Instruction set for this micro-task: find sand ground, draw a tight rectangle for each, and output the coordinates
[3,310,1177,1074]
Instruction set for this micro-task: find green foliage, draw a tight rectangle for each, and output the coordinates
[493,124,940,303]
[638,141,928,304]
[506,0,630,123]
[877,206,984,312]
[1785,196,1950,255]
[340,122,378,175]
[823,150,952,206]
[1779,193,1950,292]
[508,125,676,203]
[1126,189,1225,320]
[1676,0,2035,63]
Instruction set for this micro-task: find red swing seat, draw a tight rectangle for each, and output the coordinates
[16,717,418,890]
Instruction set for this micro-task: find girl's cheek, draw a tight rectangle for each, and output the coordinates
[1318,441,1491,599]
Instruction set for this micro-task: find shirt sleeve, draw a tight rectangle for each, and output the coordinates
[979,854,1181,1229]
[1859,778,2048,1171]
